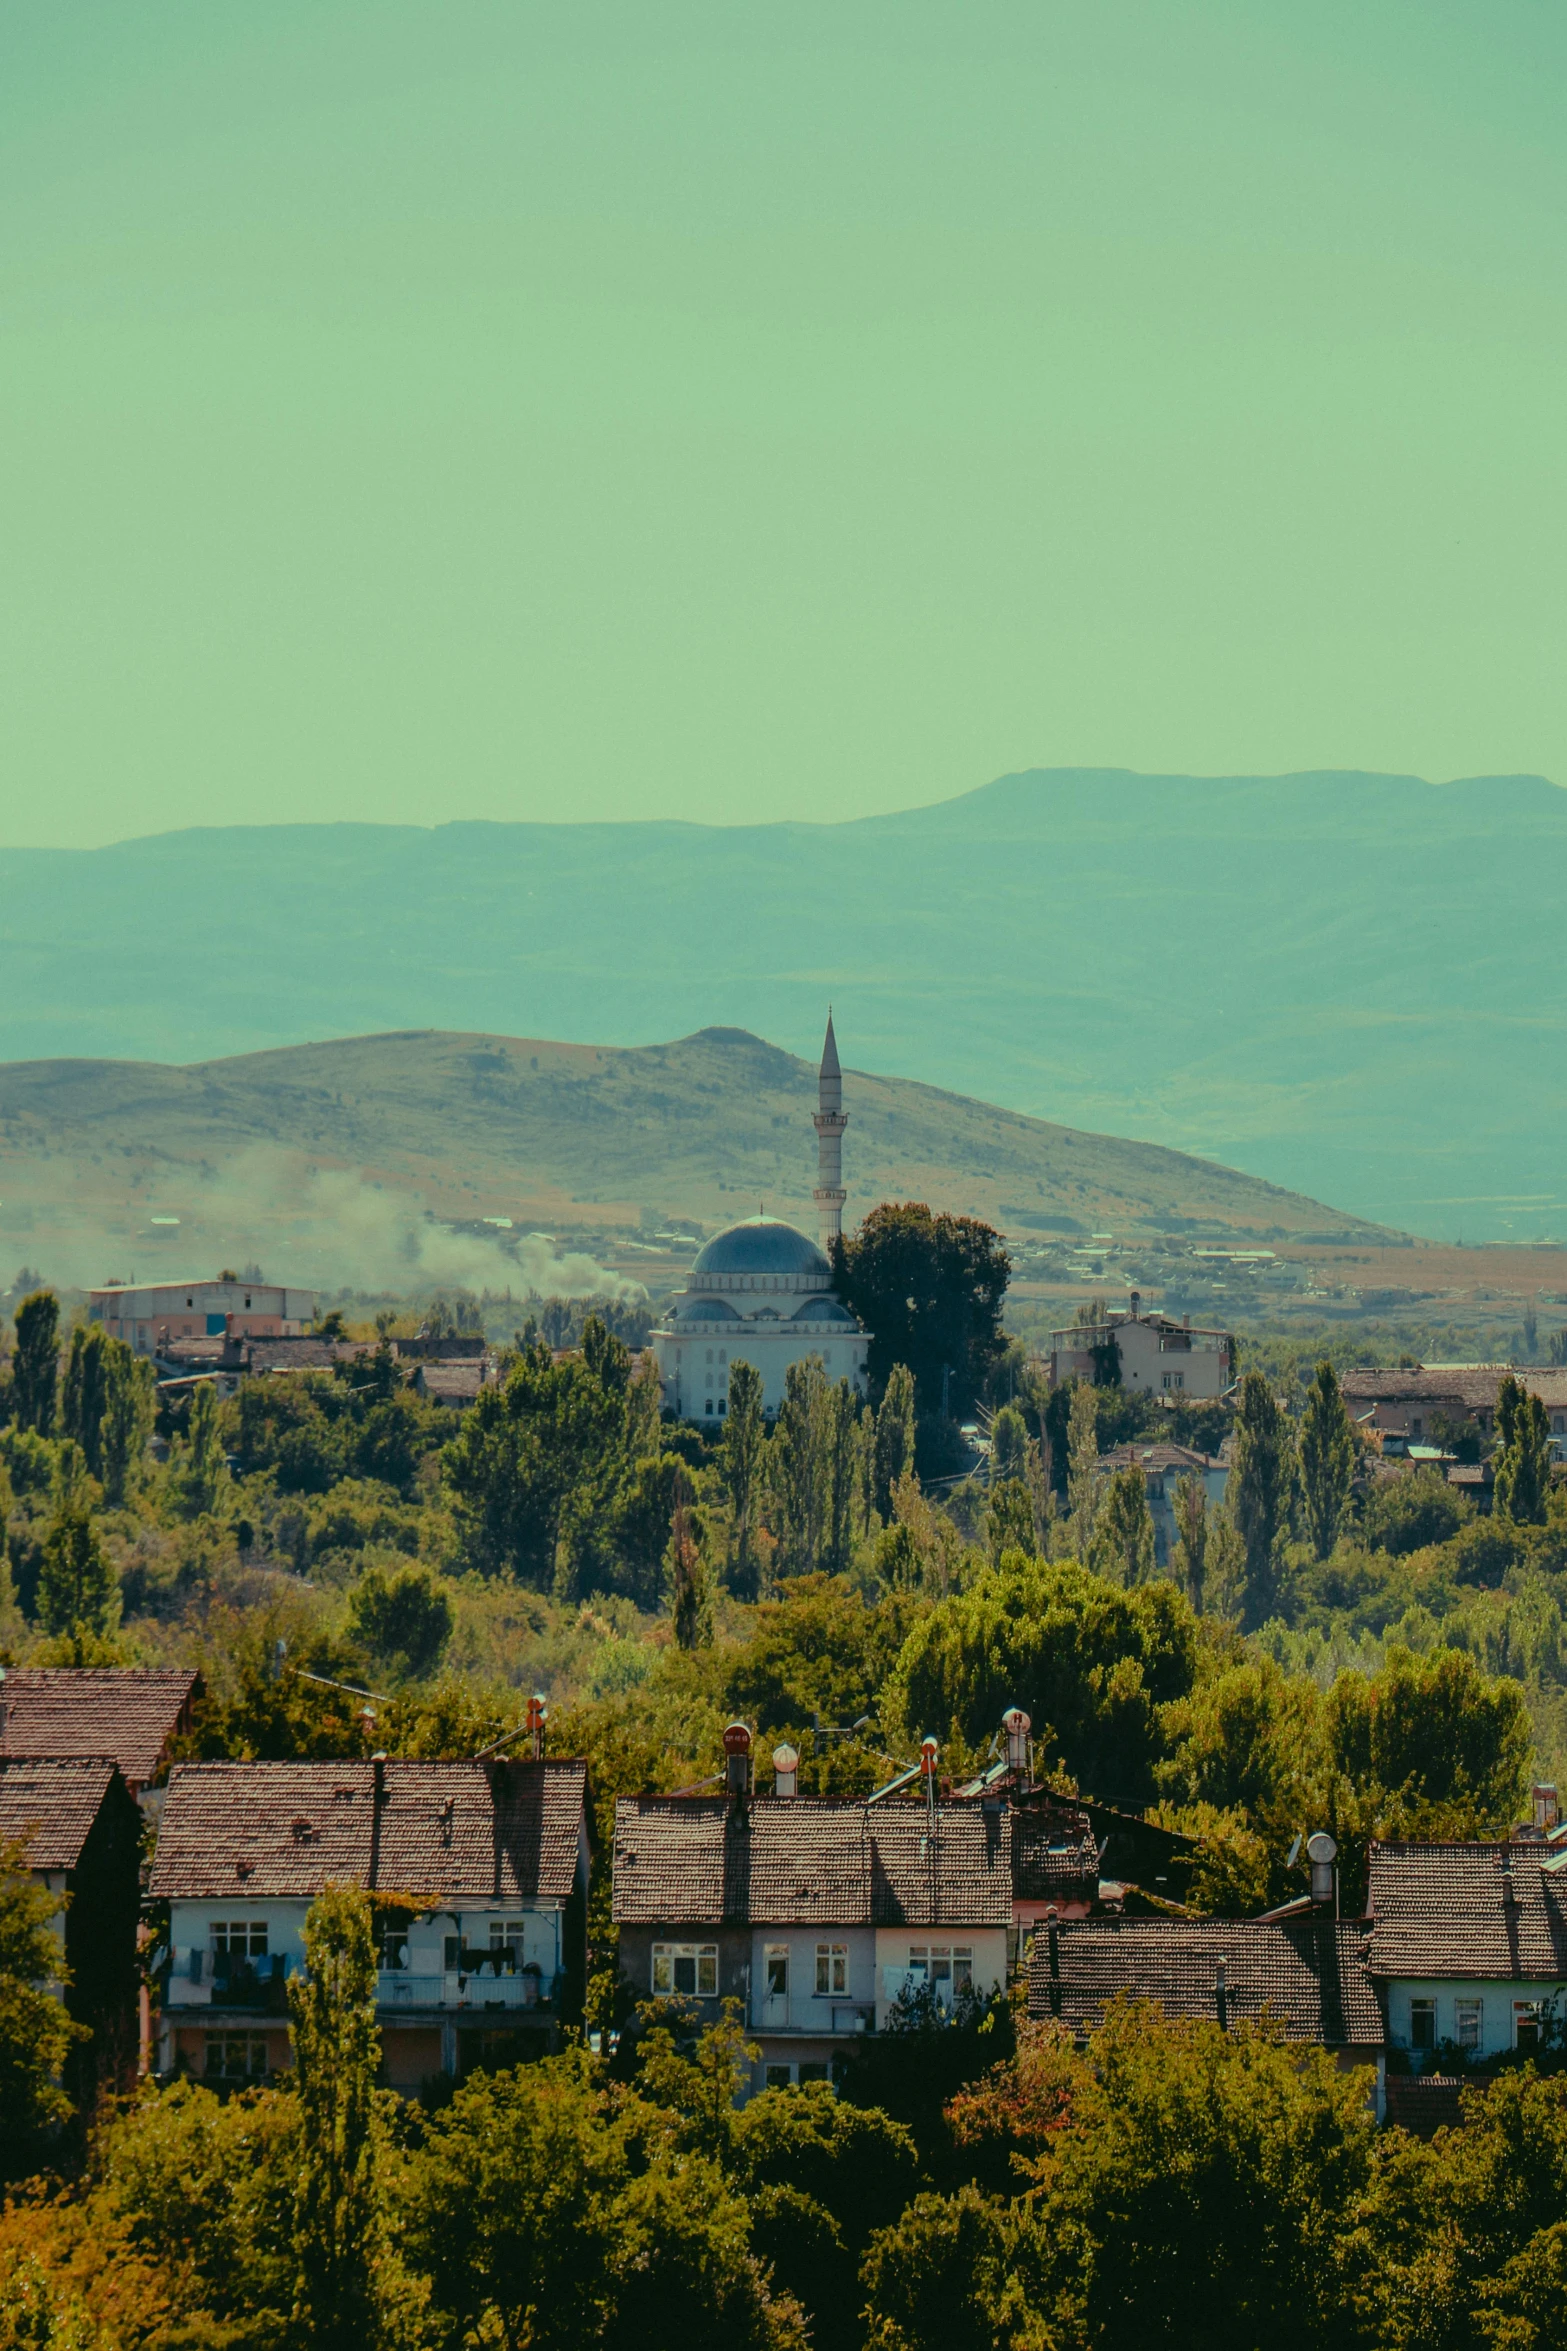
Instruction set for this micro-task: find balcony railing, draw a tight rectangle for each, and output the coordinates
[376,1967,562,2013]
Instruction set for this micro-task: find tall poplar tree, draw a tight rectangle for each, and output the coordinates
[719,1358,766,1599]
[1092,1464,1156,1586]
[873,1363,917,1518]
[289,1884,390,2351]
[1494,1374,1551,1526]
[1230,1370,1293,1627]
[11,1290,59,1436]
[1299,1359,1355,1559]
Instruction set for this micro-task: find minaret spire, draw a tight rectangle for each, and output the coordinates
[812,1009,847,1253]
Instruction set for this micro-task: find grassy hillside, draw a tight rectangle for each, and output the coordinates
[2,767,1566,1237]
[0,1026,1386,1296]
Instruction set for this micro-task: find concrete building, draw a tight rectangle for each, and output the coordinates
[1365,1838,1567,2067]
[89,1276,316,1356]
[1046,1295,1231,1400]
[613,1740,1012,2094]
[651,1017,869,1419]
[150,1756,589,2091]
[1339,1364,1567,1456]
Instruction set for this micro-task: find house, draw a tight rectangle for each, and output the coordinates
[1338,1365,1567,1457]
[1027,1914,1385,2102]
[0,1756,144,2107]
[953,1720,1203,1913]
[1091,1442,1229,1566]
[1365,1839,1567,2067]
[0,1666,201,1806]
[414,1359,496,1409]
[1046,1294,1231,1401]
[612,1739,1012,2093]
[149,1756,590,2092]
[89,1278,317,1356]
[1010,1808,1101,1939]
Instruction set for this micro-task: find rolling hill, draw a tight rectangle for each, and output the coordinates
[0,1027,1387,1297]
[2,765,1564,1238]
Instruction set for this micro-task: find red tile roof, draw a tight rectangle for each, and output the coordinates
[0,1668,199,1788]
[1028,1915,1383,2046]
[612,1796,1013,1929]
[0,1756,122,1872]
[1340,1366,1567,1412]
[1366,1841,1567,1981]
[1012,1817,1101,1902]
[148,1758,587,1903]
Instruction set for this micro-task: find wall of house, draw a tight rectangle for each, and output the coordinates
[872,1926,1008,2027]
[63,1781,143,2105]
[746,1924,877,2036]
[1383,1974,1566,2063]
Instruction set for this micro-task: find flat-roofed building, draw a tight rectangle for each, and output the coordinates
[90,1276,317,1355]
[1046,1294,1231,1400]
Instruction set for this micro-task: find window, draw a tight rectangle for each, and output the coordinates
[1456,2000,1483,2052]
[490,1922,527,1970]
[1515,2001,1542,2053]
[1410,1998,1437,2050]
[211,1921,269,1961]
[765,1945,789,1998]
[815,1944,848,1995]
[704,1398,715,1415]
[1410,1418,1423,1438]
[652,1943,718,1997]
[765,2063,793,2090]
[380,1925,408,1970]
[797,2061,829,2084]
[204,2034,269,2082]
[907,1945,973,1999]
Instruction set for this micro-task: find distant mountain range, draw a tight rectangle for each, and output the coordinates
[2,766,1561,1239]
[0,1027,1382,1296]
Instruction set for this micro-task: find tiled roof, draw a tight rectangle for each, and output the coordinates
[149,1758,587,1903]
[415,1362,490,1400]
[0,1668,199,1787]
[1028,1915,1383,2046]
[1366,1841,1567,1981]
[1095,1443,1220,1475]
[0,1756,121,1871]
[1012,1817,1101,1901]
[612,1796,1013,1929]
[1340,1366,1567,1411]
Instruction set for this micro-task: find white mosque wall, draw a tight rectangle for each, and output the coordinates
[655,1329,869,1420]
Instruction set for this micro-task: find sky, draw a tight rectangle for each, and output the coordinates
[1,1,1563,848]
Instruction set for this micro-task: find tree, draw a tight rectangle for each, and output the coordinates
[1229,1371,1293,1626]
[1362,1468,1469,1556]
[1092,1465,1156,1586]
[1017,2002,1376,2351]
[824,1378,863,1576]
[668,1471,714,1651]
[37,1502,118,1640]
[288,1884,394,2351]
[1299,1360,1354,1559]
[99,1340,155,1505]
[11,1291,59,1436]
[874,1366,917,1518]
[771,1358,832,1578]
[442,1328,632,1584]
[720,1359,767,1599]
[1495,1373,1551,1526]
[882,1556,1201,1805]
[345,1564,453,1680]
[832,1204,1010,1420]
[170,1381,229,1520]
[1065,1382,1103,1562]
[860,2188,1032,2351]
[1325,1646,1532,1844]
[60,1326,110,1473]
[0,1832,88,2178]
[730,2083,920,2351]
[1171,1471,1208,1606]
[984,1479,1036,1564]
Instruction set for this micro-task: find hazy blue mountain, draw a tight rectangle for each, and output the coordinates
[2,767,1560,1239]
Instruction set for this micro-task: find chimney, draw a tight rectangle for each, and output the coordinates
[1501,1846,1518,1906]
[1001,1707,1031,1776]
[1182,1313,1191,1330]
[0,1661,7,1743]
[1534,1783,1560,1834]
[723,1721,753,1825]
[1215,1955,1229,2033]
[372,1752,388,1806]
[1307,1830,1338,1909]
[1129,1290,1141,1318]
[1045,1905,1062,2019]
[526,1691,547,1762]
[772,1743,799,1798]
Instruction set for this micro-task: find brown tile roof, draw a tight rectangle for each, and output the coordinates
[0,1668,199,1788]
[1340,1366,1567,1412]
[1012,1817,1101,1901]
[612,1796,1013,1929]
[1028,1915,1384,2046]
[1095,1443,1219,1475]
[148,1758,587,1903]
[415,1362,490,1402]
[0,1756,122,1872]
[1366,1841,1567,1981]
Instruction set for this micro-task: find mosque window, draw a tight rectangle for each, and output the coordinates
[704,1399,715,1415]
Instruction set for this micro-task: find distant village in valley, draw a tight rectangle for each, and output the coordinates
[5,1015,1567,2343]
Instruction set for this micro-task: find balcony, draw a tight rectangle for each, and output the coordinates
[163,1951,293,2012]
[376,1965,562,2014]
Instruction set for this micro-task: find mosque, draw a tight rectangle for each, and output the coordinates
[651,1016,871,1420]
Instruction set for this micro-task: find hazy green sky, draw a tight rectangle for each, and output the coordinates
[2,1,1563,846]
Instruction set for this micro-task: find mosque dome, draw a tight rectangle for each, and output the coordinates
[688,1216,832,1291]
[791,1296,858,1323]
[671,1294,742,1322]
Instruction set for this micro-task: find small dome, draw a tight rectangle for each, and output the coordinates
[689,1217,830,1282]
[792,1297,858,1324]
[672,1295,741,1323]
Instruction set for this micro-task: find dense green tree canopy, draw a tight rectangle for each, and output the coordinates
[831,1202,1009,1418]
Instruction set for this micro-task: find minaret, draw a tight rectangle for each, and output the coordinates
[812,1010,847,1253]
